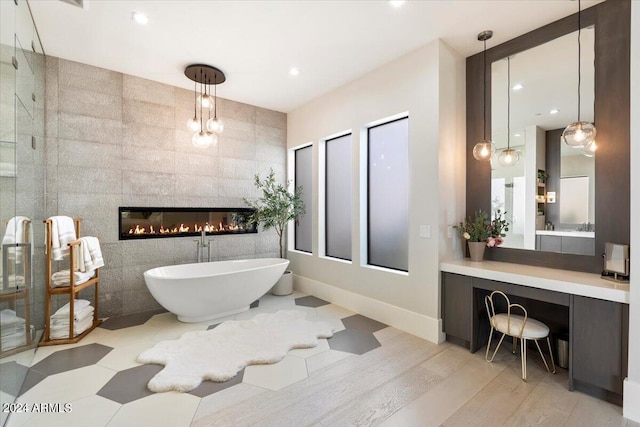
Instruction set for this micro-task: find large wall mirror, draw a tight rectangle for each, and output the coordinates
[490,27,595,255]
[466,0,630,273]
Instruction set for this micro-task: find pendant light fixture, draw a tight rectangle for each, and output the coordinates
[497,56,520,167]
[206,74,224,134]
[185,64,226,148]
[472,30,496,162]
[562,0,596,148]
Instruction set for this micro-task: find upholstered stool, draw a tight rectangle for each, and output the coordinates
[484,290,556,381]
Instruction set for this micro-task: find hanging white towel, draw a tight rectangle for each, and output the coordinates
[73,236,104,273]
[51,270,95,288]
[2,216,32,260]
[47,216,76,261]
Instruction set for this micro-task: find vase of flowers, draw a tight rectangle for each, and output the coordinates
[453,210,509,262]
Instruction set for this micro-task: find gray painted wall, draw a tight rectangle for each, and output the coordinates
[45,57,286,317]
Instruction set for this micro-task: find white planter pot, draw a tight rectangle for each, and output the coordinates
[271,270,293,296]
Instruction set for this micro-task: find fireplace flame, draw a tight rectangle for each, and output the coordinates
[126,222,244,236]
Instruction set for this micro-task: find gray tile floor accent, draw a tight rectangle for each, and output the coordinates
[250,300,260,309]
[327,329,381,355]
[97,364,163,404]
[341,314,388,333]
[18,368,48,397]
[99,308,166,330]
[294,296,330,308]
[30,343,113,376]
[0,361,29,396]
[207,323,220,330]
[188,369,245,398]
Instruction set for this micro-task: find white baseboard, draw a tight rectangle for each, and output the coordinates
[294,274,445,344]
[624,378,640,422]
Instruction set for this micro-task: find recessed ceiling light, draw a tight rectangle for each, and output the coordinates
[550,109,560,114]
[132,12,149,25]
[289,67,300,76]
[514,133,521,137]
[512,83,524,91]
[388,0,406,7]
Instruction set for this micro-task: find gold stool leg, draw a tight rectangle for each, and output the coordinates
[546,337,556,374]
[520,338,527,382]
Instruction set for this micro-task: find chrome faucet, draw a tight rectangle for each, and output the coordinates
[194,231,213,263]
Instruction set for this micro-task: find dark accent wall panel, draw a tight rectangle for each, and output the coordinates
[593,0,631,251]
[465,0,629,273]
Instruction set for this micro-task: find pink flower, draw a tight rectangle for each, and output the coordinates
[462,232,470,240]
[486,237,496,247]
[495,237,504,246]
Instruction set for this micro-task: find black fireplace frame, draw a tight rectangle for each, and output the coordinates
[119,207,258,240]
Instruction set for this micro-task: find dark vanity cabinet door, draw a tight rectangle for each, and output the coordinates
[442,273,472,348]
[571,295,629,400]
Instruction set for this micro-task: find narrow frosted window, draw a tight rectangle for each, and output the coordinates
[294,146,313,253]
[326,134,352,261]
[367,117,409,271]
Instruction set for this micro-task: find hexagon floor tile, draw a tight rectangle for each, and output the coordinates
[188,369,245,398]
[295,295,330,308]
[30,343,113,376]
[341,314,388,333]
[97,364,162,404]
[327,329,381,355]
[243,356,309,391]
[99,308,166,330]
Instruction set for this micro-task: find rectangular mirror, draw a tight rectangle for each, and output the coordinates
[490,26,595,255]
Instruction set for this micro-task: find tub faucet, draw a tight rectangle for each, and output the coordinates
[194,231,213,263]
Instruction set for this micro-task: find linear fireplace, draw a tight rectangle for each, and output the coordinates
[119,207,257,240]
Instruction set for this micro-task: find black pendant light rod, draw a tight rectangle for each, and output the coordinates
[577,0,582,122]
[477,30,493,141]
[214,75,218,119]
[193,80,197,118]
[199,70,204,132]
[507,56,511,151]
[483,38,487,140]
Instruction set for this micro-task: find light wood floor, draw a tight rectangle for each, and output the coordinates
[193,329,638,427]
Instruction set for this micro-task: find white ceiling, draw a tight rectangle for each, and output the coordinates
[29,0,603,113]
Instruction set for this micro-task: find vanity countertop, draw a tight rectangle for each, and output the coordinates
[440,259,629,304]
[536,230,595,238]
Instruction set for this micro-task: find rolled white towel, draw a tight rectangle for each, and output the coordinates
[51,270,95,288]
[51,305,94,324]
[53,299,91,316]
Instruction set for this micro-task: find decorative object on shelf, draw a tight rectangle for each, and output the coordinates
[184,64,226,149]
[537,169,548,184]
[472,30,496,162]
[562,0,596,149]
[497,56,519,167]
[453,210,510,261]
[244,169,305,295]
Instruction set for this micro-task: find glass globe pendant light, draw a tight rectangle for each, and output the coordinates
[184,64,226,148]
[581,139,597,157]
[498,56,519,167]
[472,30,496,162]
[562,0,596,148]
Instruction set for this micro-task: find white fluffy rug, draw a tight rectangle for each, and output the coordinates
[137,309,334,392]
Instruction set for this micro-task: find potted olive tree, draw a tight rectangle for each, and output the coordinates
[245,169,305,295]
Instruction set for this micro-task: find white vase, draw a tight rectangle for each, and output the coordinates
[271,270,293,296]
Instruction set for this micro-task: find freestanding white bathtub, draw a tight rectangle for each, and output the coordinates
[143,258,289,323]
